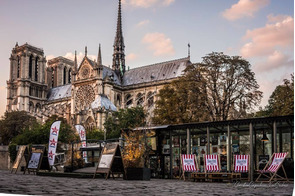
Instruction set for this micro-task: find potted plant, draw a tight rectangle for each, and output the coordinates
[122,129,151,180]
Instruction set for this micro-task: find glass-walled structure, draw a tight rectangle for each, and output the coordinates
[139,115,293,180]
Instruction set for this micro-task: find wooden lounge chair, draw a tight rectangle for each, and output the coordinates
[180,154,198,180]
[232,155,250,181]
[256,152,289,182]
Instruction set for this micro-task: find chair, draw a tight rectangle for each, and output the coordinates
[205,154,221,172]
[256,152,289,182]
[232,155,250,181]
[180,154,198,180]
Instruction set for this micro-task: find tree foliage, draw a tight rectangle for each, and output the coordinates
[256,74,294,117]
[12,115,78,145]
[104,107,146,139]
[153,52,262,124]
[0,111,38,145]
[192,52,262,121]
[153,79,209,125]
[86,128,105,140]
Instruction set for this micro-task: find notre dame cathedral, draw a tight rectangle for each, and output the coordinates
[6,0,191,130]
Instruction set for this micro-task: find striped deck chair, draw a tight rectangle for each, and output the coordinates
[233,155,250,181]
[256,152,289,182]
[204,154,220,173]
[180,154,198,180]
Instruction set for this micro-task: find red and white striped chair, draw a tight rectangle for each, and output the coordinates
[204,154,220,173]
[256,152,289,182]
[233,155,250,181]
[233,155,249,173]
[180,154,198,180]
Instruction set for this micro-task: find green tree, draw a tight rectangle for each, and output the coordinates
[257,74,294,117]
[153,79,209,125]
[0,111,38,145]
[12,115,78,145]
[153,52,262,124]
[86,128,105,140]
[104,107,145,139]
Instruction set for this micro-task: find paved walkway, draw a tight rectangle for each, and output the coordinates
[0,170,293,196]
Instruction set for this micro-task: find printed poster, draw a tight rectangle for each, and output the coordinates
[28,153,41,169]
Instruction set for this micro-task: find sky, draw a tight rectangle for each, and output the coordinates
[0,0,293,116]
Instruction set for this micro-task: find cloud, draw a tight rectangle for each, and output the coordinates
[46,55,55,60]
[222,0,269,21]
[122,0,175,8]
[240,15,293,58]
[142,32,175,56]
[254,51,294,72]
[126,53,137,62]
[238,14,294,107]
[267,14,291,23]
[136,20,150,27]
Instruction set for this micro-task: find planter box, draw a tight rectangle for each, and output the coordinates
[125,168,151,180]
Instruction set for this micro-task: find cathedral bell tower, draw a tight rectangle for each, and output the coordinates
[112,0,125,80]
[6,43,47,117]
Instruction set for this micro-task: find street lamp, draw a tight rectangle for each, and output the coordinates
[261,131,269,142]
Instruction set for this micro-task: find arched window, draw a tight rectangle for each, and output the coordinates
[136,93,144,106]
[29,102,34,113]
[29,55,33,79]
[125,94,133,108]
[52,67,57,87]
[17,56,21,78]
[147,91,154,108]
[63,67,67,85]
[68,68,72,83]
[116,94,121,107]
[35,103,41,113]
[35,56,39,81]
[29,86,32,96]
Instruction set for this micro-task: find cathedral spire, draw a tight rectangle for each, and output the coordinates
[112,0,125,80]
[85,46,87,57]
[188,42,191,59]
[74,50,78,72]
[97,44,102,66]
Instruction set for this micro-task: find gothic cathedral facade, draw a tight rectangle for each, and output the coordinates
[6,0,191,130]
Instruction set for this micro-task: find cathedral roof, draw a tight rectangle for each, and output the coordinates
[47,84,71,101]
[91,94,117,111]
[122,57,191,86]
[48,56,74,66]
[103,66,122,85]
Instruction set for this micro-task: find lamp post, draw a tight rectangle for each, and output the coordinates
[261,130,269,155]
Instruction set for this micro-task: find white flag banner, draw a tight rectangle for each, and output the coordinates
[75,125,87,162]
[48,121,61,166]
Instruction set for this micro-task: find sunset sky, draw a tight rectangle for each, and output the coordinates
[0,0,293,116]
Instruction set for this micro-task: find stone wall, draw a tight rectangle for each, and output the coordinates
[0,146,10,170]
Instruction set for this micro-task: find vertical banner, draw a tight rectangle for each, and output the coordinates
[48,121,61,166]
[75,125,87,162]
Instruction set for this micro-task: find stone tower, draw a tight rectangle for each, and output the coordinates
[112,0,125,80]
[6,43,47,118]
